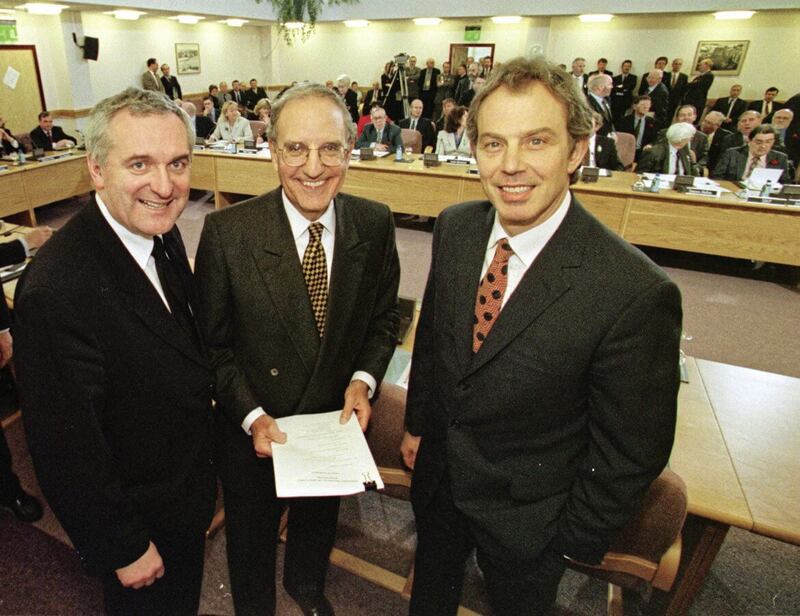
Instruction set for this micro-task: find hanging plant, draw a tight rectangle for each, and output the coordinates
[256,0,361,44]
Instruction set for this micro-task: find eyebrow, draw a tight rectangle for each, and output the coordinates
[479,127,559,140]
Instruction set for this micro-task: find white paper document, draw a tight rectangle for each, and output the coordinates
[272,411,384,497]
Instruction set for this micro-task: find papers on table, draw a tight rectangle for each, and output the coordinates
[745,167,784,190]
[439,154,476,165]
[272,411,384,498]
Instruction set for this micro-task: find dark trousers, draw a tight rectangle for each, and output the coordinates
[223,484,340,616]
[0,423,21,499]
[102,532,205,616]
[410,477,567,616]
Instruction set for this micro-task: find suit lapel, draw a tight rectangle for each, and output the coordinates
[466,199,585,378]
[250,190,321,375]
[83,202,205,366]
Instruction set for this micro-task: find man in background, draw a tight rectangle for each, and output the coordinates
[712,124,791,183]
[710,84,747,128]
[682,58,714,121]
[611,59,637,124]
[664,57,688,120]
[419,58,440,119]
[30,111,77,150]
[141,57,164,93]
[356,105,403,152]
[616,95,657,161]
[699,111,732,171]
[748,87,781,122]
[586,73,615,136]
[399,99,436,152]
[160,64,182,101]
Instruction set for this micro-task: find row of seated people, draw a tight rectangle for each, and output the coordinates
[0,111,77,156]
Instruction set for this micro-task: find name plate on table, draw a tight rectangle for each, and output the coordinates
[360,147,375,161]
[746,195,800,206]
[678,187,722,198]
[581,167,600,183]
[0,165,7,172]
[37,152,73,163]
[423,153,440,167]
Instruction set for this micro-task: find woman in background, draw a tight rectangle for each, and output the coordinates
[435,105,471,156]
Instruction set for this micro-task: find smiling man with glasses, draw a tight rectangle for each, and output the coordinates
[195,82,400,616]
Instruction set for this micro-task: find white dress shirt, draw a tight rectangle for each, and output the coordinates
[480,191,571,309]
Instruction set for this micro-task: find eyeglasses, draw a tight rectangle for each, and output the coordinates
[277,143,349,167]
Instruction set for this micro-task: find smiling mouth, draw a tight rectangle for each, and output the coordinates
[140,199,169,210]
[302,180,325,188]
[501,185,532,194]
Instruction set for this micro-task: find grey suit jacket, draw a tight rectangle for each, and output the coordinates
[711,145,790,183]
[356,122,403,150]
[194,188,400,495]
[141,70,164,93]
[405,196,681,564]
[638,143,699,176]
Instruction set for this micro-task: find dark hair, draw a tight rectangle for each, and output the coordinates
[622,59,633,65]
[749,124,778,139]
[38,111,51,120]
[444,106,468,133]
[656,56,668,64]
[146,57,157,67]
[766,87,779,94]
[633,95,651,105]
[598,57,608,64]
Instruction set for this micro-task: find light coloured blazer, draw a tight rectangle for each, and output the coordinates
[210,116,254,142]
[435,130,471,156]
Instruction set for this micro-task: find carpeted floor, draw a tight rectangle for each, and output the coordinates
[2,194,798,615]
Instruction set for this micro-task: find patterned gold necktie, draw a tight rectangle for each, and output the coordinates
[302,222,328,337]
[473,238,513,352]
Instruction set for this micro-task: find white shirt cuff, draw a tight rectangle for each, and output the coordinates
[351,371,376,399]
[19,238,31,257]
[241,407,267,434]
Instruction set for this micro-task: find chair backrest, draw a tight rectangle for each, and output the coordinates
[615,132,636,171]
[249,120,266,139]
[15,132,34,154]
[366,383,411,496]
[401,128,422,154]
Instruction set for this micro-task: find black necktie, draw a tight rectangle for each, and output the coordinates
[152,235,197,342]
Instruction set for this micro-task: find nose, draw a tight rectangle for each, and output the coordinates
[500,143,523,174]
[150,165,173,198]
[303,147,324,177]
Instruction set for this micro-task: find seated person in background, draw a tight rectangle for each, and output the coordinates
[356,105,403,151]
[237,103,256,121]
[721,110,761,151]
[216,81,232,108]
[585,111,623,170]
[458,75,485,109]
[182,101,215,140]
[30,111,77,150]
[747,87,781,123]
[243,78,268,111]
[654,105,708,172]
[208,84,221,111]
[435,105,471,156]
[771,108,798,168]
[253,98,272,145]
[616,95,658,161]
[700,111,732,172]
[210,101,254,142]
[710,84,747,128]
[398,99,436,152]
[638,122,700,176]
[712,124,791,184]
[0,113,21,155]
[201,96,218,123]
[336,74,360,123]
[434,97,456,132]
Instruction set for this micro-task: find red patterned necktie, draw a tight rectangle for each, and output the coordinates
[302,223,328,337]
[473,238,513,352]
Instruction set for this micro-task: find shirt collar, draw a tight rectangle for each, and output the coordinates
[589,92,606,105]
[488,190,571,269]
[281,189,336,240]
[95,193,156,269]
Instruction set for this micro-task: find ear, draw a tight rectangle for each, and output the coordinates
[567,136,589,175]
[86,155,105,191]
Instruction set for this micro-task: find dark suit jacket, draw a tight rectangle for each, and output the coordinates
[682,71,714,117]
[646,83,670,128]
[591,134,624,170]
[14,201,215,576]
[1,126,20,155]
[0,239,27,328]
[747,99,782,123]
[30,125,77,150]
[611,73,637,121]
[638,143,699,176]
[243,87,268,110]
[405,197,681,564]
[616,114,658,151]
[655,129,709,171]
[711,145,791,183]
[194,188,400,495]
[399,116,436,152]
[418,67,440,100]
[361,88,381,117]
[587,95,615,136]
[342,88,359,123]
[665,72,689,117]
[356,122,403,150]
[230,89,246,106]
[588,69,614,78]
[195,115,216,139]
[710,97,747,126]
[706,128,733,171]
[161,75,182,100]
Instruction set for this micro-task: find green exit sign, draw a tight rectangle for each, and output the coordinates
[0,21,18,43]
[465,26,481,42]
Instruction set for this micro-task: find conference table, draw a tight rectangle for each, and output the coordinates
[0,152,90,225]
[190,149,800,266]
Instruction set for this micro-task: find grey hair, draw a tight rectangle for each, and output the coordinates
[587,73,611,92]
[84,87,194,166]
[267,82,357,145]
[181,101,197,117]
[336,74,351,88]
[666,122,696,144]
[703,111,725,125]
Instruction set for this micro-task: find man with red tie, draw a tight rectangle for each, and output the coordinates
[401,56,682,616]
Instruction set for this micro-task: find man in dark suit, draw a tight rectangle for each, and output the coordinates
[195,83,400,616]
[643,69,670,128]
[700,111,733,171]
[231,80,246,106]
[712,124,791,183]
[0,226,51,524]
[772,108,799,168]
[586,73,615,136]
[682,59,714,120]
[243,78,269,111]
[335,74,359,123]
[0,114,22,155]
[721,110,762,151]
[14,88,216,616]
[356,105,403,151]
[569,56,588,96]
[586,111,623,170]
[638,122,701,176]
[616,95,658,161]
[399,99,436,152]
[747,87,781,123]
[653,105,709,171]
[587,57,613,78]
[419,58,440,120]
[638,56,668,94]
[610,59,637,123]
[664,57,689,120]
[710,84,747,128]
[30,111,77,150]
[401,56,681,616]
[160,63,182,100]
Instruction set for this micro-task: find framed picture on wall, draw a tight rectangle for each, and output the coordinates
[691,40,749,76]
[175,43,200,74]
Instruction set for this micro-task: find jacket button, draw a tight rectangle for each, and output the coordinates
[270,368,279,376]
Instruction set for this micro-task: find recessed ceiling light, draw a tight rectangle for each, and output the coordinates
[220,18,248,27]
[169,14,203,25]
[578,14,614,23]
[104,9,146,20]
[283,21,305,29]
[713,11,755,20]
[343,19,369,28]
[491,16,522,24]
[15,3,68,15]
[413,17,441,26]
